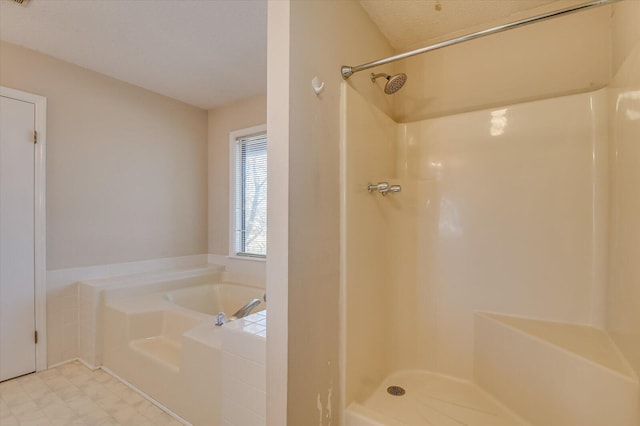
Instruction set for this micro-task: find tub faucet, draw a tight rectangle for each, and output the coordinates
[215,312,227,326]
[230,298,261,320]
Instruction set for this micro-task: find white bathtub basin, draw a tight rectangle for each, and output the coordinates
[102,271,267,425]
[164,282,265,316]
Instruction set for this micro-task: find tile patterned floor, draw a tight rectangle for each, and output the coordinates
[0,361,185,426]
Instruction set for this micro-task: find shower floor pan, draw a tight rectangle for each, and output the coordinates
[346,371,527,426]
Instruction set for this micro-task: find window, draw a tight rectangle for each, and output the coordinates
[229,125,267,258]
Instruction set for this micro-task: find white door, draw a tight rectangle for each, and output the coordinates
[0,95,36,382]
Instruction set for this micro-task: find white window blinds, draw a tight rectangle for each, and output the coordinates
[234,133,267,257]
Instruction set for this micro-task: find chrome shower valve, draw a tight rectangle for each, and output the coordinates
[368,182,390,193]
[368,182,401,195]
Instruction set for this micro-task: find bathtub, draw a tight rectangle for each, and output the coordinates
[97,269,267,425]
[165,282,265,317]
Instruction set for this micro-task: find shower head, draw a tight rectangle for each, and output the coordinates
[370,72,407,95]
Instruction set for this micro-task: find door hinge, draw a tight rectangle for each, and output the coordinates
[33,130,37,144]
[34,330,38,344]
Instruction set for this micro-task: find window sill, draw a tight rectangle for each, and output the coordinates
[227,255,267,263]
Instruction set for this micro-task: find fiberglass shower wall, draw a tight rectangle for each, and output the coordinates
[341,83,609,403]
[340,4,622,410]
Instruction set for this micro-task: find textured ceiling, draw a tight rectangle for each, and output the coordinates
[359,0,583,51]
[0,0,267,110]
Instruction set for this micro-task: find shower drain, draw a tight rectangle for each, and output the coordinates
[386,385,406,396]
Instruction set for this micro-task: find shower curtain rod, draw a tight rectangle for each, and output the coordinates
[341,0,620,79]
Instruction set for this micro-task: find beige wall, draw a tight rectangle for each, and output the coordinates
[283,0,394,424]
[265,2,290,424]
[0,41,208,270]
[207,95,267,255]
[607,0,640,393]
[395,6,611,122]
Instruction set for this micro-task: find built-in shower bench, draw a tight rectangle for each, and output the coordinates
[475,312,638,426]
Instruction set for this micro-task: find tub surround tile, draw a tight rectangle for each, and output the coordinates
[223,377,266,418]
[220,312,267,426]
[222,352,266,391]
[221,397,266,426]
[220,327,266,365]
[46,283,80,367]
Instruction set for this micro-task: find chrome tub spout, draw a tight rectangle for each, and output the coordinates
[230,298,261,320]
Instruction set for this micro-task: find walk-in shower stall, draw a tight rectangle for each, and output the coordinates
[340,1,640,425]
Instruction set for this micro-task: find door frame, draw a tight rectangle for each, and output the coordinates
[1,86,47,371]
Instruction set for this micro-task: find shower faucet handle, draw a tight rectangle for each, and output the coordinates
[368,182,401,196]
[368,182,389,193]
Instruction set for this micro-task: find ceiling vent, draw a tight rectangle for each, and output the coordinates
[12,0,30,5]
